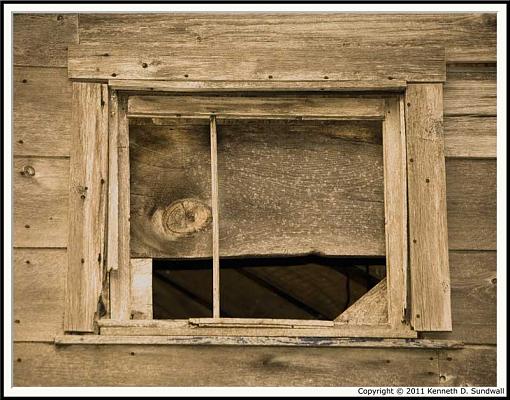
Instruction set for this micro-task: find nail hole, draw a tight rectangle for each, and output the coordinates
[446,357,452,361]
[428,371,435,376]
[323,76,329,80]
[184,74,189,78]
[80,194,86,199]
[388,76,395,80]
[100,178,105,184]
[130,352,135,356]
[18,140,24,144]
[17,358,22,362]
[491,278,497,284]
[57,15,64,21]
[111,73,117,77]
[416,314,420,318]
[268,75,273,79]
[141,63,148,68]
[102,53,110,57]
[425,178,430,183]
[429,357,434,361]
[439,375,447,382]
[409,158,414,162]
[25,260,30,264]
[386,360,391,363]
[81,258,85,264]
[15,319,20,324]
[25,224,30,229]
[22,79,27,84]
[413,239,417,243]
[407,102,411,107]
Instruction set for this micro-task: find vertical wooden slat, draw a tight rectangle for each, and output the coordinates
[210,116,220,318]
[107,89,119,271]
[383,97,408,329]
[130,258,153,319]
[110,93,131,320]
[406,84,452,331]
[65,83,109,332]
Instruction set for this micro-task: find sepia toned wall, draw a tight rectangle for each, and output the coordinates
[13,13,496,386]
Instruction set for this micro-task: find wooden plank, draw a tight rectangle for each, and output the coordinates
[406,84,451,331]
[424,251,496,345]
[99,324,417,339]
[106,89,119,271]
[13,67,72,157]
[444,116,496,158]
[69,44,445,83]
[439,346,497,386]
[55,335,463,349]
[189,318,335,328]
[14,342,438,386]
[14,13,78,67]
[446,159,496,251]
[128,95,385,120]
[444,79,496,116]
[129,119,385,258]
[109,79,407,92]
[110,94,131,320]
[78,13,495,63]
[382,97,407,328]
[64,83,109,332]
[130,259,153,320]
[210,116,220,318]
[13,157,69,248]
[13,249,66,341]
[335,279,387,325]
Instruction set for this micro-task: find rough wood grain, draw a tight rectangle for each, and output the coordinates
[14,13,78,67]
[130,119,385,258]
[110,79,407,92]
[13,67,72,157]
[189,318,335,328]
[78,13,496,62]
[128,95,385,120]
[383,97,407,327]
[444,79,496,116]
[130,259,153,320]
[446,159,496,251]
[65,83,109,332]
[335,279,388,325]
[439,346,497,386]
[55,335,462,349]
[13,342,438,386]
[406,84,451,331]
[13,249,66,341]
[210,116,220,318]
[69,44,445,83]
[13,157,69,248]
[110,94,132,320]
[424,251,496,344]
[444,116,496,158]
[107,89,119,271]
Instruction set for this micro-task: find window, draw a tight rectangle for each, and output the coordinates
[63,45,451,343]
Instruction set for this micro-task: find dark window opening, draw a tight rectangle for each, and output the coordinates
[153,256,386,320]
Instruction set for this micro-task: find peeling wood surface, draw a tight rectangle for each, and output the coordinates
[128,95,386,120]
[13,249,66,342]
[14,342,439,386]
[130,119,385,258]
[69,44,445,83]
[77,13,496,63]
[13,67,72,157]
[13,157,69,247]
[55,335,463,349]
[406,84,451,331]
[335,279,388,325]
[64,83,109,332]
[14,13,78,67]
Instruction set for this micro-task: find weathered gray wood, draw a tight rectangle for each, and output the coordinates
[55,335,463,349]
[439,346,497,386]
[110,94,132,320]
[13,249,66,341]
[110,79,407,92]
[69,44,445,83]
[78,13,496,62]
[13,67,72,157]
[335,279,387,325]
[130,259,153,320]
[128,95,385,120]
[446,159,496,251]
[14,342,438,386]
[382,97,407,328]
[14,13,78,67]
[129,119,385,258]
[406,84,451,331]
[65,83,109,332]
[13,157,69,248]
[424,251,496,345]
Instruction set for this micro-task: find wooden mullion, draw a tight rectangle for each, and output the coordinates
[210,116,220,318]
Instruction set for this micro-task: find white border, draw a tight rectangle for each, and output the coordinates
[3,2,507,397]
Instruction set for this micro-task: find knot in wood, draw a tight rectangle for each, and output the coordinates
[162,199,211,235]
[21,165,35,177]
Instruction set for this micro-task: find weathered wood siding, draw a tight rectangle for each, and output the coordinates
[13,13,497,386]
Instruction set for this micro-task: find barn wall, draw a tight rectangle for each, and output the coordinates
[13,13,497,386]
